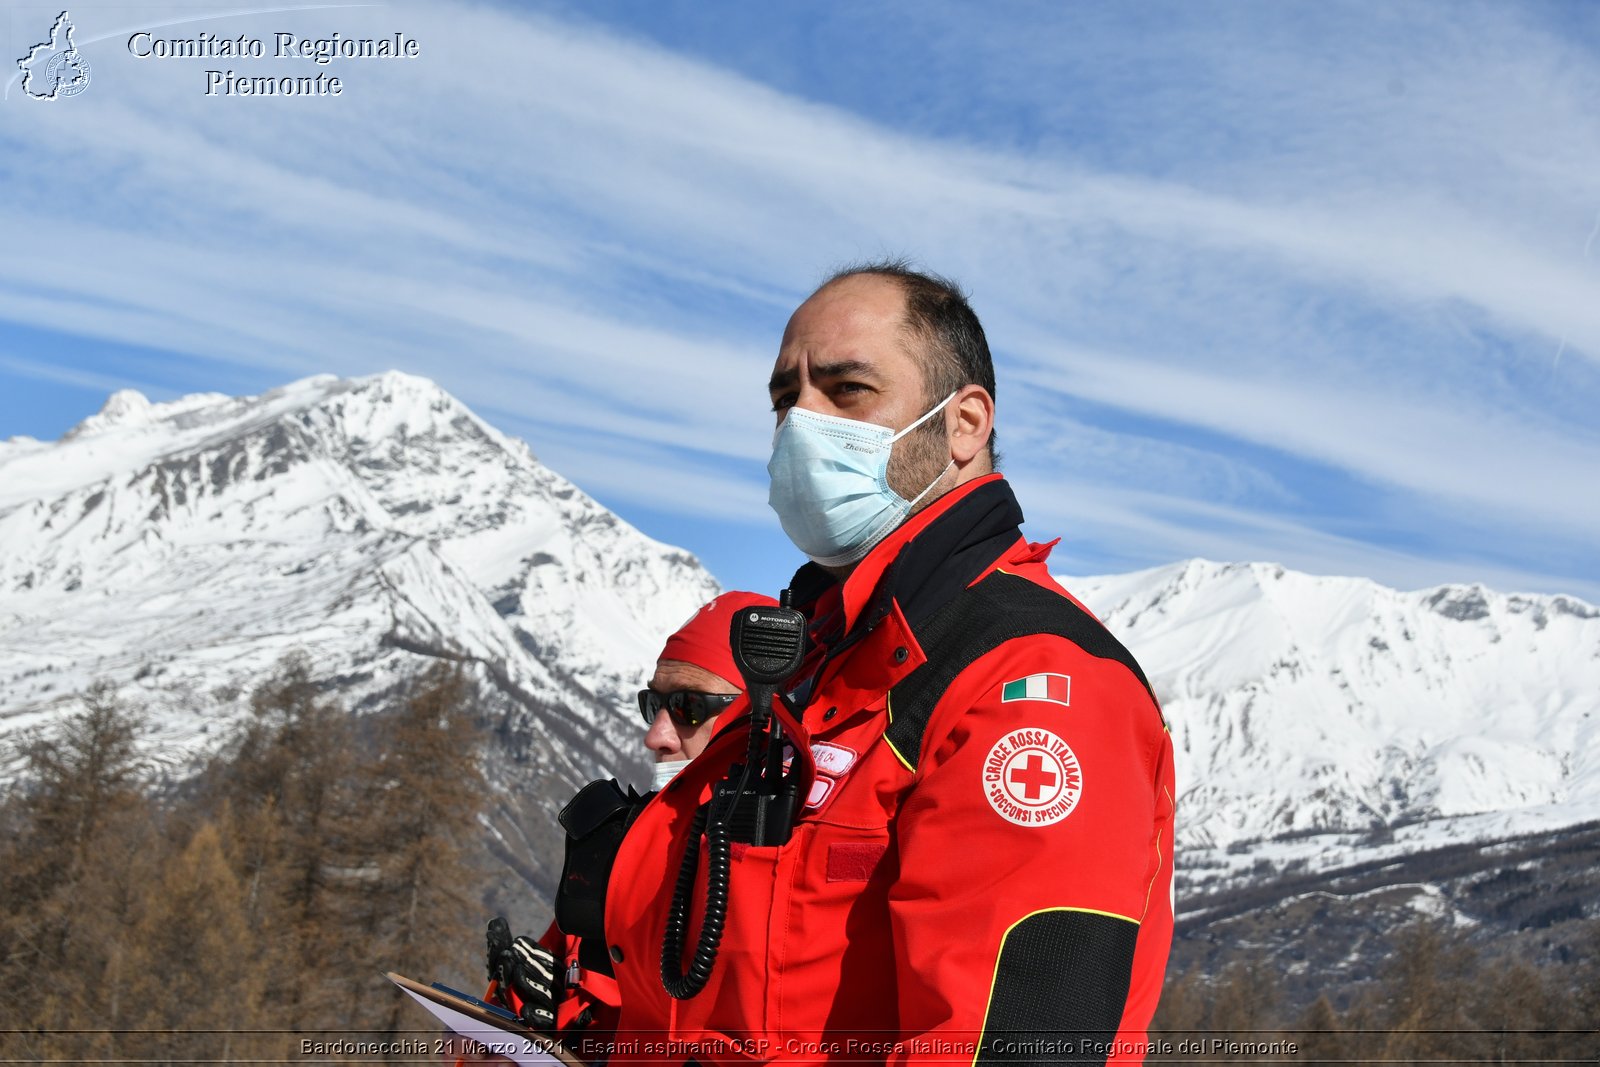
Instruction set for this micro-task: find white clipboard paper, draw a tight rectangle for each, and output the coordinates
[386,971,584,1067]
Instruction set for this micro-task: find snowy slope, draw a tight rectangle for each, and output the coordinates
[0,373,720,896]
[1065,560,1600,885]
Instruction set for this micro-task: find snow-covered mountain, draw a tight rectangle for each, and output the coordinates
[1066,560,1600,889]
[4,374,1597,904]
[0,372,720,900]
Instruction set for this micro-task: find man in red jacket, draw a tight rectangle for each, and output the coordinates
[598,262,1174,1065]
[467,591,777,1063]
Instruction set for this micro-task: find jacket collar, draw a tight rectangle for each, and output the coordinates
[788,473,1025,646]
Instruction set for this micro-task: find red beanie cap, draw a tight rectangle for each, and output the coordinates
[658,590,781,689]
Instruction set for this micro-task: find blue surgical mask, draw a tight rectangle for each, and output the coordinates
[651,760,687,791]
[767,392,957,567]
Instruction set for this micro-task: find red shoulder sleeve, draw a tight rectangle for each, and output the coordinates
[886,634,1174,1065]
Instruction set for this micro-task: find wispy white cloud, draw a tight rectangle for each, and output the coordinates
[1019,472,1600,604]
[1010,348,1600,533]
[520,429,771,527]
[0,353,170,404]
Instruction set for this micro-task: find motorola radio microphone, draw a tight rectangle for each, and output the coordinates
[728,593,808,845]
[662,589,808,1001]
[729,595,808,728]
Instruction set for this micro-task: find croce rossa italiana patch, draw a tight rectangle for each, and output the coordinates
[982,726,1083,826]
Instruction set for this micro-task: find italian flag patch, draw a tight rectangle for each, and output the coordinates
[1000,673,1070,707]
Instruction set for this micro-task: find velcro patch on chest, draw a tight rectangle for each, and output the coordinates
[825,842,887,882]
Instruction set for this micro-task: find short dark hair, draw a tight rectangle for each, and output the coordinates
[820,258,997,462]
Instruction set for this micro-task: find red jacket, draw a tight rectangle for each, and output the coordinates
[602,476,1174,1065]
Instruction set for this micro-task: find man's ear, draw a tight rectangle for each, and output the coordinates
[948,385,994,466]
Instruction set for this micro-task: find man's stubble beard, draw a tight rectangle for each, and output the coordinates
[885,416,953,517]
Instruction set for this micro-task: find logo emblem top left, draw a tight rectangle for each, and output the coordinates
[17,10,92,100]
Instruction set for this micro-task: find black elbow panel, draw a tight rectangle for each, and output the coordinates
[974,908,1139,1066]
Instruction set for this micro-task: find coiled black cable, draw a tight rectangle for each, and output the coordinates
[660,722,764,999]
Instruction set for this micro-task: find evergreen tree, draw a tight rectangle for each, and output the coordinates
[1366,919,1479,1064]
[0,659,498,1059]
[1293,994,1345,1066]
[358,664,487,1048]
[0,682,155,1061]
[1208,949,1282,1039]
[1562,919,1600,1052]
[121,821,282,1064]
[1149,964,1207,1046]
[7,680,146,888]
[201,653,361,1031]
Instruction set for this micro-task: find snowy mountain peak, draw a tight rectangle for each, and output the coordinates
[0,373,523,513]
[0,375,720,815]
[65,388,155,437]
[60,385,258,441]
[1065,562,1600,883]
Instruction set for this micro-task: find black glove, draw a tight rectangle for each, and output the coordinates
[486,916,558,1030]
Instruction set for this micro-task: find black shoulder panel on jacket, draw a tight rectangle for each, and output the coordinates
[885,571,1158,772]
[974,908,1139,1066]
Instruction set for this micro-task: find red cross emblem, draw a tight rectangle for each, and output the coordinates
[983,728,1082,827]
[1009,753,1058,800]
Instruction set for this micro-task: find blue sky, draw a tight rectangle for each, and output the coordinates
[2,1,1597,601]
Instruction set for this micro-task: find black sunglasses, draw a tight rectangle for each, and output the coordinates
[637,688,740,728]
